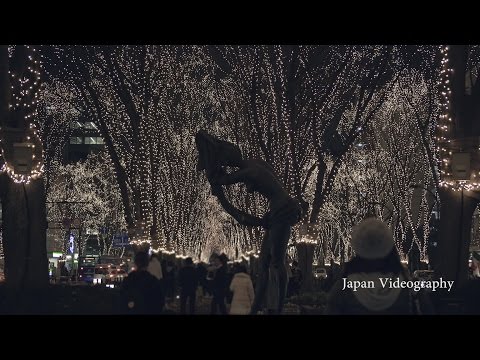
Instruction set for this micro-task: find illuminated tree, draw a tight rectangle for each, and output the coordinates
[41,46,218,251]
[435,45,480,285]
[46,151,126,256]
[369,84,436,265]
[37,80,80,193]
[0,228,3,260]
[309,61,443,272]
[0,45,48,288]
[38,45,456,275]
[207,45,401,288]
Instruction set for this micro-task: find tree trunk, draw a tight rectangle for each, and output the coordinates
[0,174,48,289]
[296,242,315,292]
[435,45,480,289]
[0,45,48,293]
[309,159,326,224]
[436,188,479,288]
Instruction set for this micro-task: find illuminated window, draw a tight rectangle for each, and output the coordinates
[69,136,83,144]
[84,137,104,145]
[71,121,83,129]
[84,122,98,130]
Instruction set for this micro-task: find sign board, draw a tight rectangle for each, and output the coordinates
[451,152,471,180]
[13,143,34,174]
[69,234,75,254]
[113,233,129,247]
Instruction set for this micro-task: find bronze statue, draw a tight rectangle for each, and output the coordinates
[196,130,303,314]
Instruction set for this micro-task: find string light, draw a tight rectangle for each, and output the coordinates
[47,151,127,257]
[0,46,45,184]
[435,45,480,191]
[37,45,445,263]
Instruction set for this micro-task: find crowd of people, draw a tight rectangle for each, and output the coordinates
[119,217,440,315]
[120,251,258,315]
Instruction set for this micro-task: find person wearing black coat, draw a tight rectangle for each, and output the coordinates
[120,251,165,314]
[179,257,198,314]
[196,262,209,296]
[210,254,228,314]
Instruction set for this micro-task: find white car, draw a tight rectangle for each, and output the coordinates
[93,267,108,284]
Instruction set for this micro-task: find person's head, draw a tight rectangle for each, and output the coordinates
[235,264,248,274]
[344,217,402,275]
[219,253,229,266]
[184,257,193,266]
[213,256,221,267]
[134,251,150,270]
[351,217,394,260]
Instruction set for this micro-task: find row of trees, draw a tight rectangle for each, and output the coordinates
[46,151,126,256]
[38,45,444,264]
[2,44,479,289]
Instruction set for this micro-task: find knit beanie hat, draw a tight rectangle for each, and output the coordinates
[351,218,394,260]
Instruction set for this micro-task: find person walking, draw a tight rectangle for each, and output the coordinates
[229,264,255,315]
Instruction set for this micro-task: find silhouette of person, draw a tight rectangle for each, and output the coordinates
[210,253,229,314]
[196,262,209,296]
[179,257,198,314]
[325,218,434,315]
[120,251,165,314]
[196,130,303,314]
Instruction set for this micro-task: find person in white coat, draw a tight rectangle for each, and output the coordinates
[229,264,255,315]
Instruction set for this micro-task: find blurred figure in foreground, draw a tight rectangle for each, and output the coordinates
[121,251,165,314]
[326,217,433,315]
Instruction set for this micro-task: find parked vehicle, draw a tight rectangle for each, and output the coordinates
[313,267,328,280]
[93,265,109,284]
[78,256,97,284]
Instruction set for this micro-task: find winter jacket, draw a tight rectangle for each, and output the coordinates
[325,272,412,315]
[212,264,228,296]
[120,270,165,314]
[179,265,198,294]
[229,272,255,315]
